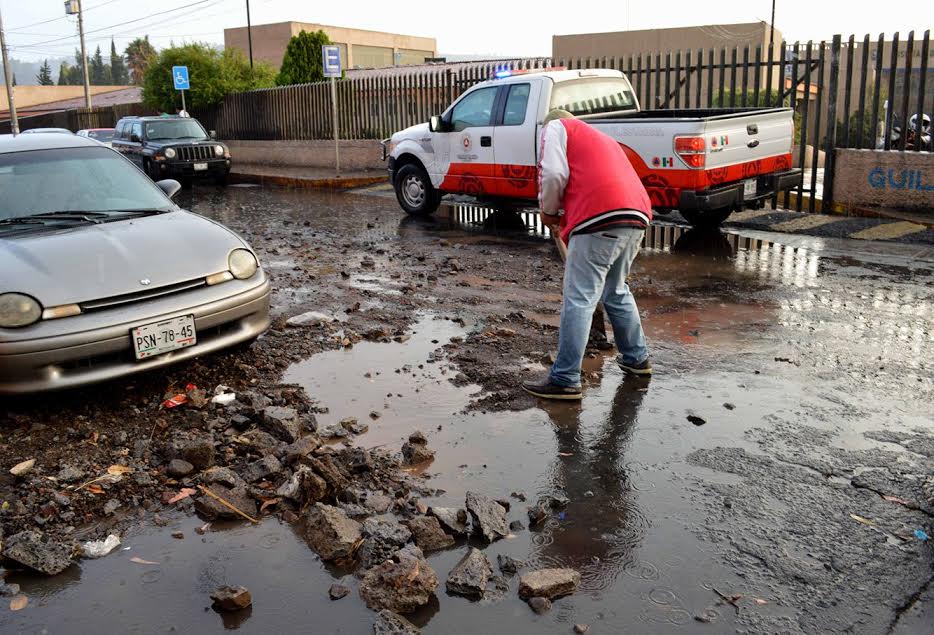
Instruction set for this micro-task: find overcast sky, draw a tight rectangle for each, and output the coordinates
[2,0,929,62]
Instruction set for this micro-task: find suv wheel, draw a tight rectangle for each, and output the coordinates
[394,164,441,215]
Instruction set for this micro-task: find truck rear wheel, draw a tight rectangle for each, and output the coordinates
[394,164,441,215]
[680,208,732,229]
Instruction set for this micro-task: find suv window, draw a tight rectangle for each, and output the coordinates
[502,83,531,126]
[451,87,498,131]
[115,121,127,139]
[131,122,142,140]
[143,119,209,141]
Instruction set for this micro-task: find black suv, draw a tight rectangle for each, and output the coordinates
[112,116,231,185]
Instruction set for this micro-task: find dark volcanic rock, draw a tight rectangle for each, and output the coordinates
[304,503,362,561]
[359,548,438,613]
[518,568,581,600]
[210,585,252,611]
[284,435,321,463]
[446,548,492,598]
[261,406,302,443]
[401,431,434,465]
[359,517,412,569]
[497,554,525,576]
[56,465,85,483]
[329,583,351,600]
[307,456,349,493]
[240,428,281,455]
[405,516,455,552]
[372,609,421,634]
[528,596,552,614]
[2,531,74,575]
[465,491,508,542]
[166,459,195,478]
[428,507,468,536]
[243,455,283,483]
[171,436,215,470]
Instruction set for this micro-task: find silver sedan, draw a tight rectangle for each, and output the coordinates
[0,133,270,394]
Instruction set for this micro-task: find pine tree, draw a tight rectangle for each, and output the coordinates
[90,45,111,85]
[110,39,128,85]
[36,60,54,85]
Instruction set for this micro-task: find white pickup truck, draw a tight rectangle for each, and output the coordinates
[383,68,801,227]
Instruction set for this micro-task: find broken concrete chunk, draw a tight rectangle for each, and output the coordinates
[339,447,373,473]
[194,484,257,521]
[171,436,215,471]
[372,609,421,634]
[401,431,435,466]
[528,596,552,614]
[211,585,252,611]
[166,459,195,478]
[406,516,455,552]
[275,467,306,501]
[518,568,581,600]
[56,465,85,483]
[243,455,283,483]
[329,583,351,600]
[286,311,335,327]
[284,435,321,463]
[307,456,349,493]
[240,428,281,454]
[359,517,412,569]
[428,507,468,536]
[261,406,302,443]
[497,554,525,576]
[304,503,362,561]
[201,466,247,490]
[364,494,394,514]
[359,548,438,614]
[446,548,492,598]
[2,531,74,575]
[465,491,508,542]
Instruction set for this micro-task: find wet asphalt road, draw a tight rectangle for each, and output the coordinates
[2,184,932,634]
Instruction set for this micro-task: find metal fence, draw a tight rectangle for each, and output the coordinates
[0,103,151,135]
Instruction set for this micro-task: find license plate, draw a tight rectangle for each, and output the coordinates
[743,178,757,199]
[194,162,208,171]
[132,315,197,360]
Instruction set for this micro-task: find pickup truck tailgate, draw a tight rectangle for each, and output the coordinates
[704,109,793,168]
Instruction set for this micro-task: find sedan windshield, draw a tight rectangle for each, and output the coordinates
[87,130,114,142]
[0,147,173,221]
[144,119,208,141]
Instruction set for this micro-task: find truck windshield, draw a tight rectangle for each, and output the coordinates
[550,78,637,117]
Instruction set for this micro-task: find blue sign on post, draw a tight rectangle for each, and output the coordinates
[322,45,341,78]
[172,66,190,90]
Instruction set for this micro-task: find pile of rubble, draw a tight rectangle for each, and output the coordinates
[1,386,581,631]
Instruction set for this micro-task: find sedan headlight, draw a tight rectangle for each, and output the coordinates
[214,144,225,157]
[229,249,258,280]
[164,147,176,159]
[0,293,42,328]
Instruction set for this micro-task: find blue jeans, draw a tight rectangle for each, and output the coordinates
[549,226,648,387]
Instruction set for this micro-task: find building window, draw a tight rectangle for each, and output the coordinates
[351,45,393,69]
[396,49,435,66]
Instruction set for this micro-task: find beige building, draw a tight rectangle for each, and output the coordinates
[224,22,437,70]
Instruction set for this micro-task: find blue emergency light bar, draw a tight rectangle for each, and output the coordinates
[490,67,567,80]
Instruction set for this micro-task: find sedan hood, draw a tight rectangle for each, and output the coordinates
[0,211,249,307]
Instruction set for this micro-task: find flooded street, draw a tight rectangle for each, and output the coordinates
[2,185,932,634]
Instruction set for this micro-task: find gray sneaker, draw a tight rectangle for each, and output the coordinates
[521,377,583,400]
[617,357,653,376]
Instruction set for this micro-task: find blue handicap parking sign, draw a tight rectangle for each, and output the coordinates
[172,66,190,90]
[322,45,341,78]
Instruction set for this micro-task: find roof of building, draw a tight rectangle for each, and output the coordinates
[7,87,142,117]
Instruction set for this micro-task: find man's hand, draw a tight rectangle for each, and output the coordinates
[541,213,561,229]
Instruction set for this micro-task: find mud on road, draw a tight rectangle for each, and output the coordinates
[1,184,932,634]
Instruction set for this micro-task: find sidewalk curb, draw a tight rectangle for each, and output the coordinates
[779,192,934,229]
[230,172,387,190]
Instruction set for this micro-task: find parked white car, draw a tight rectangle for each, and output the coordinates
[76,127,116,148]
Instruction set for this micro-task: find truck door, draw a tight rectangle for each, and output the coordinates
[437,85,499,196]
[491,81,541,199]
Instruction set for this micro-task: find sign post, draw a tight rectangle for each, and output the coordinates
[322,45,342,174]
[172,65,190,114]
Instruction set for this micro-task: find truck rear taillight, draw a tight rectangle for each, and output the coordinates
[674,136,706,169]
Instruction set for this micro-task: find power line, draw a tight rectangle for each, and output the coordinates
[6,0,123,32]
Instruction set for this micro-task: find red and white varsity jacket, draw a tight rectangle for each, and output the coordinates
[538,118,653,243]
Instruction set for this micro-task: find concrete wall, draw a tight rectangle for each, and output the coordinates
[0,86,129,112]
[834,148,934,210]
[227,139,384,171]
[224,22,437,70]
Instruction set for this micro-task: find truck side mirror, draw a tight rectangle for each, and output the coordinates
[209,130,217,139]
[429,115,446,133]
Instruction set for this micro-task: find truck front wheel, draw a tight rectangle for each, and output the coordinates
[680,208,732,229]
[394,164,441,215]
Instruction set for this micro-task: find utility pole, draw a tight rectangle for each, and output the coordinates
[65,0,92,111]
[245,0,253,68]
[769,0,776,51]
[0,4,19,134]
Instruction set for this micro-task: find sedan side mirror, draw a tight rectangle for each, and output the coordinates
[156,179,182,199]
[210,130,217,139]
[130,134,140,143]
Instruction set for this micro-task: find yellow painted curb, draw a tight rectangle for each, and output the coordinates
[850,221,927,241]
[729,208,778,223]
[770,214,843,233]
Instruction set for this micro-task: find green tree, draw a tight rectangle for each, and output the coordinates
[90,45,111,84]
[57,62,70,85]
[110,39,128,85]
[141,43,276,112]
[36,60,53,85]
[125,36,157,85]
[276,29,332,86]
